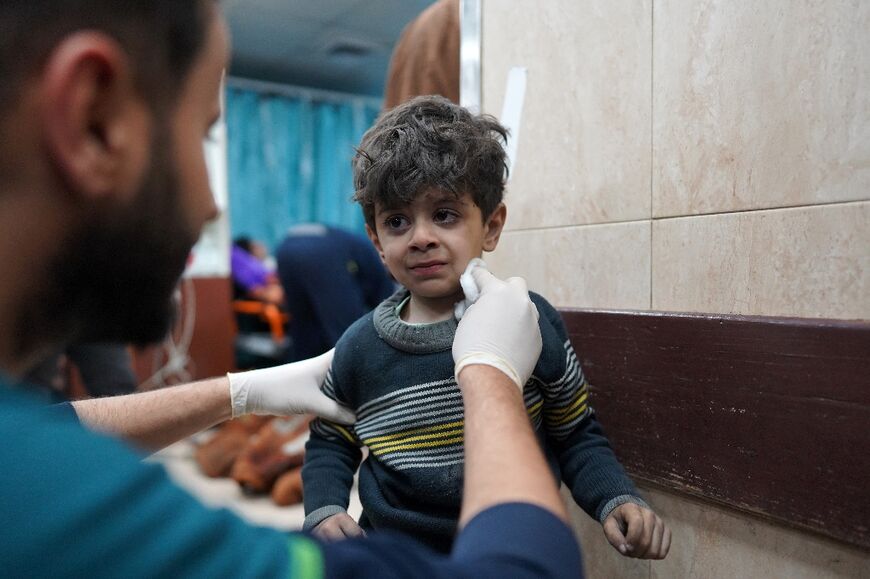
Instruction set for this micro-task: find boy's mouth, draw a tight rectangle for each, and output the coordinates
[409,261,447,276]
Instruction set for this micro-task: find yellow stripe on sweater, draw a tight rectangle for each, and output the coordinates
[527,399,544,421]
[547,403,589,427]
[321,422,356,444]
[371,435,465,456]
[546,390,589,420]
[363,420,464,444]
[368,428,464,451]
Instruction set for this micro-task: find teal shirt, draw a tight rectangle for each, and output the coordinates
[0,376,583,578]
[0,377,322,578]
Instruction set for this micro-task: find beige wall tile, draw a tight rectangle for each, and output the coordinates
[486,221,651,310]
[652,202,870,319]
[653,0,870,217]
[643,486,870,578]
[483,0,652,229]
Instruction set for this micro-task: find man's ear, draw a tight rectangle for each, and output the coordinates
[39,32,151,202]
[365,223,386,263]
[482,203,507,252]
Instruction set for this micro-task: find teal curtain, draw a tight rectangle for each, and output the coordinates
[226,85,381,251]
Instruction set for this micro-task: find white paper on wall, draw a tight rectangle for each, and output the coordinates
[500,66,527,181]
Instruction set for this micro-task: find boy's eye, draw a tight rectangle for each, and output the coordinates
[385,215,408,230]
[433,209,458,224]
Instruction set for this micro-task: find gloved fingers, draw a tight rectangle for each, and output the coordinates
[470,266,498,292]
[504,275,530,294]
[310,396,356,425]
[310,348,335,372]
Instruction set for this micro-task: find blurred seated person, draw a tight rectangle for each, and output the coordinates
[275,224,395,361]
[230,236,284,305]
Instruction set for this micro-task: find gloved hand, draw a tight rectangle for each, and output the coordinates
[453,268,542,389]
[227,349,355,424]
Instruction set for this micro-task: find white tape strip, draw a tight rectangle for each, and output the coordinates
[500,66,527,181]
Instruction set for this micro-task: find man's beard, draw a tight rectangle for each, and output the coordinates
[18,133,199,358]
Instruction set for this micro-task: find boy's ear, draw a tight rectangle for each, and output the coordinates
[365,224,386,263]
[39,31,151,203]
[482,203,507,252]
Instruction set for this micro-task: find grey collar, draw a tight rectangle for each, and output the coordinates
[373,288,456,353]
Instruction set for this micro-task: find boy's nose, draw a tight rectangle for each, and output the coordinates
[409,222,439,250]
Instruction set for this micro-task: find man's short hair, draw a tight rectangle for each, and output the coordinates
[0,0,210,114]
[352,95,508,229]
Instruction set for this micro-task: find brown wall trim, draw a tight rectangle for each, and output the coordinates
[559,308,870,550]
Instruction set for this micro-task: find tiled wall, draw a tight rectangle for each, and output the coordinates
[483,0,869,320]
[482,0,870,575]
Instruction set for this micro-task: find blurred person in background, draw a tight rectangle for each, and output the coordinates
[275,223,395,361]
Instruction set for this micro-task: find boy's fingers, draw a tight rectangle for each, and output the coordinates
[623,506,646,553]
[635,510,656,557]
[647,520,664,559]
[602,516,629,554]
[661,526,672,557]
[315,522,342,541]
[338,517,365,538]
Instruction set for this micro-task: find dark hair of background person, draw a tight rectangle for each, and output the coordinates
[352,95,509,230]
[233,236,254,254]
[0,0,209,117]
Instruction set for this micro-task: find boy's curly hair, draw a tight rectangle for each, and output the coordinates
[352,95,508,230]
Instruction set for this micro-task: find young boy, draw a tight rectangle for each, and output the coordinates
[302,96,670,558]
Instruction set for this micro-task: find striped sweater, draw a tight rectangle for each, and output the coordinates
[302,288,646,552]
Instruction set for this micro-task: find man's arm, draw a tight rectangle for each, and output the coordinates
[458,365,567,526]
[72,350,354,453]
[72,377,231,452]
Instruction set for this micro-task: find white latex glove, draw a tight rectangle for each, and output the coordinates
[227,349,355,424]
[452,269,542,390]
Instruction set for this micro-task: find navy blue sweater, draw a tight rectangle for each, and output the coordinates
[303,289,645,552]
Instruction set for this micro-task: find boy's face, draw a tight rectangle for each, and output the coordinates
[367,189,506,304]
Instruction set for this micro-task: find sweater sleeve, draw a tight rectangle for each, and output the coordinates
[302,357,363,531]
[531,295,649,522]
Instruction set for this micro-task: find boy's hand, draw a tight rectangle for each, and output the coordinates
[603,503,671,559]
[312,513,366,541]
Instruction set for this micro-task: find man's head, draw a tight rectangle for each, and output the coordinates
[0,0,228,369]
[353,96,509,307]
